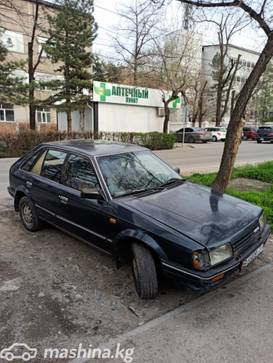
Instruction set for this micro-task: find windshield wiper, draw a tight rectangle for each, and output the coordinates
[117,179,184,198]
[119,186,164,198]
[159,178,184,188]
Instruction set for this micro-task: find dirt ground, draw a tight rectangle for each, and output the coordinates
[0,210,272,362]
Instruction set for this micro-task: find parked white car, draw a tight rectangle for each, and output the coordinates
[205,127,226,142]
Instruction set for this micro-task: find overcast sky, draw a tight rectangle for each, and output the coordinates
[93,0,266,62]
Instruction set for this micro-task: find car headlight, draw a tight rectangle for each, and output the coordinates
[209,244,233,266]
[259,213,265,230]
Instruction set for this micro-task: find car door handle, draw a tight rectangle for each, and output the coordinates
[58,195,69,204]
[26,181,32,188]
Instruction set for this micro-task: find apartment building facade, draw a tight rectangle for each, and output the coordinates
[202,44,261,127]
[0,0,63,132]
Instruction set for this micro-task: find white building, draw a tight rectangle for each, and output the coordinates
[62,81,184,134]
[202,44,261,126]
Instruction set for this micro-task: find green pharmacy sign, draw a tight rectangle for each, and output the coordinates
[93,81,181,109]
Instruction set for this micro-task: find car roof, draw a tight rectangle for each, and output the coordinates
[40,139,147,156]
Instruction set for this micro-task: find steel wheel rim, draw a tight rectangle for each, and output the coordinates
[22,203,33,226]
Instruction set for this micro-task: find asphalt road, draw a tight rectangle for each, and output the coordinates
[156,140,273,175]
[1,141,273,203]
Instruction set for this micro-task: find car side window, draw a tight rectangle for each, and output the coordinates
[40,149,67,183]
[21,150,43,171]
[63,154,98,192]
[31,150,47,175]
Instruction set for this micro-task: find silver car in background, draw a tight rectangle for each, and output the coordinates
[205,127,227,142]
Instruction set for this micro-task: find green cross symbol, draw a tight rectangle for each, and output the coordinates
[171,97,181,109]
[94,82,111,102]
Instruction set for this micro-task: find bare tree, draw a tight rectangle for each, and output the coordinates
[114,0,160,86]
[208,14,244,125]
[188,74,207,126]
[152,28,200,132]
[176,0,273,192]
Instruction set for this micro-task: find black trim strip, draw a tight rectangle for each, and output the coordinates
[162,261,239,281]
[35,204,112,243]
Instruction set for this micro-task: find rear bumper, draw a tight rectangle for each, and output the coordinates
[161,224,270,291]
[257,136,273,141]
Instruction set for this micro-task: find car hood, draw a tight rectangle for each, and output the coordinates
[121,182,261,248]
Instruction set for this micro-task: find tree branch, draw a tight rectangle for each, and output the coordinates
[177,0,272,35]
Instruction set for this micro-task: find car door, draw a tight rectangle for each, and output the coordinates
[55,153,114,253]
[27,147,68,223]
[185,128,193,142]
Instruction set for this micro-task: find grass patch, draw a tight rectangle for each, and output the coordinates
[188,161,273,229]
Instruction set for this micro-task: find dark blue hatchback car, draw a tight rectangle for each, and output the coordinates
[8,140,270,299]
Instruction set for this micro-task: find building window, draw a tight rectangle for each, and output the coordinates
[36,107,51,123]
[38,37,48,57]
[0,103,15,122]
[0,30,24,53]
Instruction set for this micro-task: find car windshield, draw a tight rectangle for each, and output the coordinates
[97,150,182,197]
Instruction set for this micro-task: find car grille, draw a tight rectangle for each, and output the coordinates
[231,225,260,256]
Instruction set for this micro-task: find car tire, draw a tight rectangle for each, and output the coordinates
[22,353,31,361]
[131,243,158,299]
[212,135,217,142]
[19,196,42,232]
[257,139,262,144]
[4,353,14,362]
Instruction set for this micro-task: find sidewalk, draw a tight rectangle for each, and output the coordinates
[93,263,273,363]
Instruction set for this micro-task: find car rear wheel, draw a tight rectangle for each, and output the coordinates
[257,139,262,144]
[19,196,42,232]
[131,243,158,299]
[212,135,217,142]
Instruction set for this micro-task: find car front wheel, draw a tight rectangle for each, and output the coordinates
[257,139,262,144]
[131,243,158,299]
[212,135,217,142]
[19,196,42,232]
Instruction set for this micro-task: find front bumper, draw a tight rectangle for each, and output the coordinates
[161,224,270,291]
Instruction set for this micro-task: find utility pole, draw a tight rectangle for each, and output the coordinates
[28,0,40,130]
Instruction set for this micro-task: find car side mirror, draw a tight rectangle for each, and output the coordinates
[174,167,181,175]
[81,187,103,200]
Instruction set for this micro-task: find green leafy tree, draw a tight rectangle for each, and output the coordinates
[0,35,26,104]
[44,0,97,132]
[92,57,125,83]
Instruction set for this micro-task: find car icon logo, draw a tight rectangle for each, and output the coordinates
[0,343,37,361]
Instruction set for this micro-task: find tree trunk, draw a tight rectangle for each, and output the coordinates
[67,110,72,133]
[163,102,170,133]
[213,35,273,193]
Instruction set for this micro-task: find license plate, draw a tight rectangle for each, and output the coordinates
[242,244,264,267]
